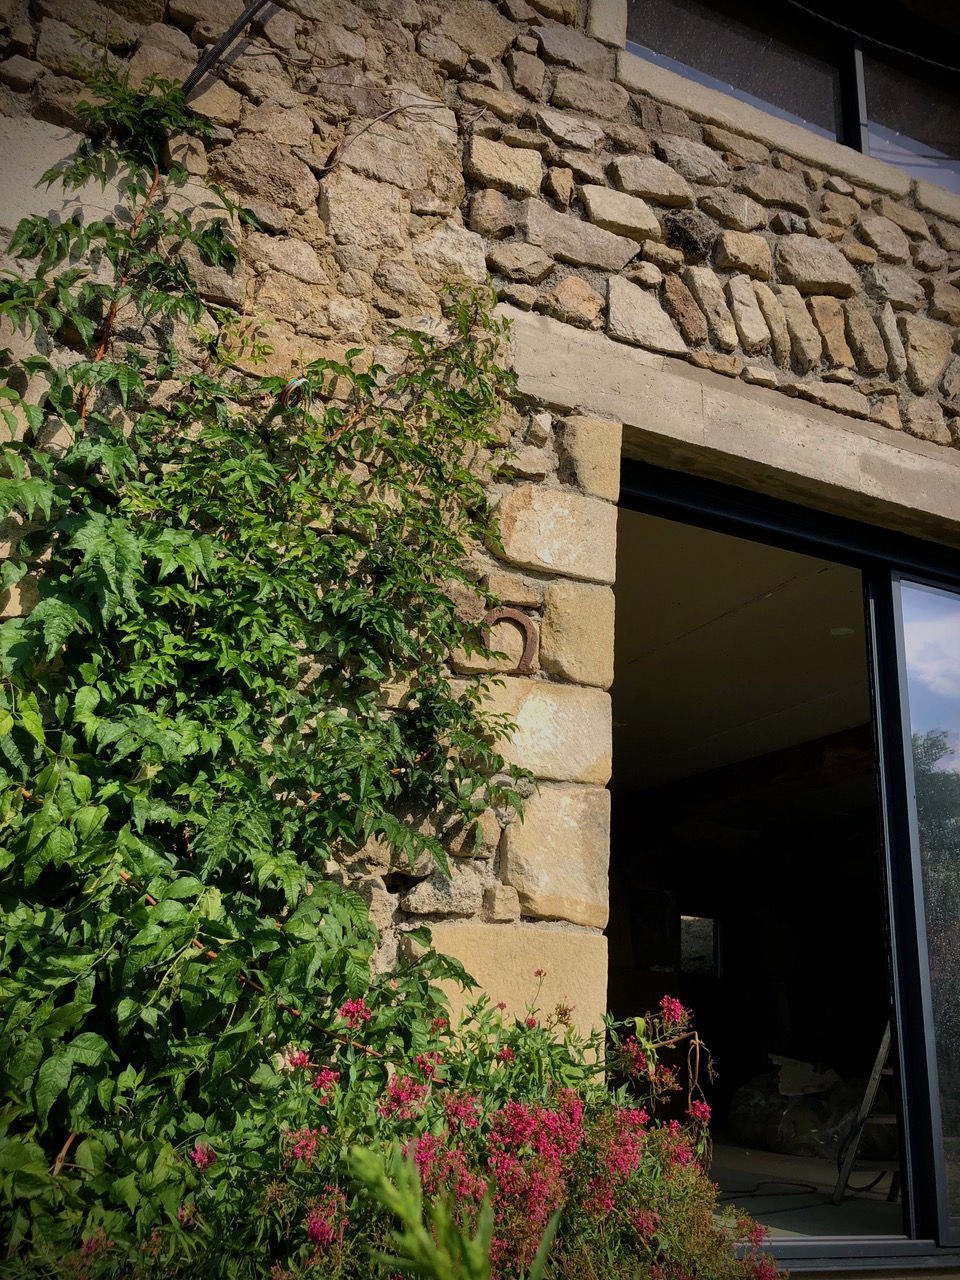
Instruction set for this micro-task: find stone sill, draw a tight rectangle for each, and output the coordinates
[617,49,960,222]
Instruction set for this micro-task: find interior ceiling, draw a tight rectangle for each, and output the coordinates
[612,508,872,792]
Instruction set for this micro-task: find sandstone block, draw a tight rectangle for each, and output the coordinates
[320,170,406,250]
[912,240,948,271]
[487,242,554,283]
[480,677,612,784]
[536,276,604,329]
[495,484,617,583]
[607,276,687,354]
[439,0,515,57]
[507,50,545,98]
[867,265,924,312]
[859,214,910,264]
[581,185,662,243]
[877,302,907,378]
[186,75,242,127]
[725,274,770,353]
[419,30,467,72]
[413,220,486,283]
[552,70,628,120]
[483,884,521,922]
[373,258,434,306]
[687,351,743,377]
[941,357,960,402]
[843,297,888,375]
[914,179,960,226]
[445,809,502,859]
[752,281,791,367]
[819,192,859,228]
[902,397,951,445]
[610,155,694,207]
[701,124,769,163]
[928,281,960,326]
[683,266,738,350]
[502,783,610,927]
[738,165,809,214]
[522,199,639,271]
[774,234,860,297]
[427,920,608,1032]
[402,865,484,917]
[788,380,872,420]
[587,0,627,46]
[628,262,663,288]
[900,315,954,394]
[932,220,960,252]
[0,56,45,90]
[874,197,930,239]
[742,365,778,388]
[775,283,823,370]
[535,20,611,76]
[556,414,622,501]
[535,106,604,150]
[663,273,708,346]
[654,135,730,187]
[485,570,545,607]
[36,18,118,78]
[246,231,325,283]
[698,189,766,232]
[807,296,854,369]
[470,189,516,238]
[841,241,877,267]
[541,580,615,688]
[715,230,771,279]
[468,136,542,198]
[170,0,243,33]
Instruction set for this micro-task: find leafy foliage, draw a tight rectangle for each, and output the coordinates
[0,75,525,1268]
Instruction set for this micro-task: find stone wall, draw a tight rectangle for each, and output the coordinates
[3,0,960,1030]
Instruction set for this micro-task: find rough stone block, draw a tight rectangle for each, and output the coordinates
[495,483,617,583]
[412,220,486,283]
[774,234,860,297]
[902,397,951,444]
[506,50,545,98]
[607,276,687,354]
[877,302,907,378]
[540,580,614,688]
[900,315,954,395]
[467,136,542,198]
[807,296,854,369]
[914,179,960,226]
[535,106,604,150]
[536,276,604,329]
[662,272,708,346]
[502,783,610,927]
[587,0,627,47]
[610,154,694,207]
[819,191,859,228]
[535,20,610,76]
[654,135,729,186]
[320,170,407,250]
[698,189,765,231]
[843,297,888,375]
[427,920,608,1031]
[487,242,555,283]
[438,0,516,57]
[556,414,622,501]
[715,230,771,279]
[401,865,484,917]
[867,265,924,312]
[484,883,521,921]
[927,281,960,326]
[775,284,823,371]
[752,281,791,367]
[683,266,738,350]
[873,197,930,239]
[551,69,628,120]
[522,199,639,271]
[725,274,770,353]
[738,165,809,213]
[787,379,872,420]
[0,56,45,90]
[581,185,662,242]
[470,189,516,239]
[859,214,910,264]
[445,809,502,859]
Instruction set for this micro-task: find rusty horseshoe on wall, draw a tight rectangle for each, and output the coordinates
[481,607,538,674]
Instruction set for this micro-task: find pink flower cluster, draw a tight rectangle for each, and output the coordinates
[338,997,371,1028]
[311,1067,341,1099]
[189,1143,216,1171]
[688,1099,711,1125]
[305,1185,349,1253]
[414,1051,443,1079]
[284,1127,322,1166]
[659,994,688,1025]
[286,1048,312,1069]
[582,1107,649,1216]
[443,1090,480,1130]
[378,1073,429,1120]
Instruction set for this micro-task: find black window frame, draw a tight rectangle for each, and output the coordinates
[618,458,960,1265]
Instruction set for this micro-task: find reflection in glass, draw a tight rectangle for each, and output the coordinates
[864,55,960,195]
[901,580,960,1218]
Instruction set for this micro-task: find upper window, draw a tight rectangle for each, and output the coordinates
[626,0,960,194]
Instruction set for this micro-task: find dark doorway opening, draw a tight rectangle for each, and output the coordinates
[609,506,904,1238]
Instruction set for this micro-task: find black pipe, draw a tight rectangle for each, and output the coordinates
[181,0,272,97]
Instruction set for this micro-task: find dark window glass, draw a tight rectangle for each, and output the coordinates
[626,0,842,139]
[863,54,960,194]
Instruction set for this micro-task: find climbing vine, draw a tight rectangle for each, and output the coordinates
[0,73,523,1260]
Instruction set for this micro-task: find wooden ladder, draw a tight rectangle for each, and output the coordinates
[831,1022,900,1206]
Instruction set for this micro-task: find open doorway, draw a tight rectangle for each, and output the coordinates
[610,506,904,1239]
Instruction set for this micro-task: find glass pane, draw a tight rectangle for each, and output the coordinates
[626,0,841,139]
[900,580,960,1220]
[864,55,960,195]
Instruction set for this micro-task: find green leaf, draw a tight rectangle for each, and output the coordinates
[33,1052,74,1122]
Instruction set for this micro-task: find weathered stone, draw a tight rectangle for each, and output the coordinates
[551,69,628,120]
[438,0,515,57]
[662,273,707,346]
[486,569,544,607]
[506,50,545,98]
[771,211,806,235]
[806,295,853,369]
[487,242,554,283]
[775,284,823,371]
[556,414,621,500]
[169,0,243,34]
[787,380,872,419]
[911,239,948,272]
[536,275,604,329]
[610,154,694,207]
[738,165,809,214]
[702,124,770,164]
[843,297,888,375]
[494,483,617,583]
[941,357,960,402]
[211,136,316,213]
[467,137,542,198]
[419,30,467,72]
[699,189,765,232]
[373,258,434,306]
[401,865,484,917]
[858,214,910,265]
[484,884,520,922]
[914,180,960,226]
[928,281,960,326]
[459,82,526,121]
[480,677,612,783]
[186,75,242,127]
[36,18,119,77]
[413,220,486,283]
[0,56,45,89]
[560,151,606,184]
[664,209,717,261]
[752,281,791,367]
[725,274,769,354]
[580,185,661,242]
[522,199,639,271]
[819,192,859,228]
[715,230,771,280]
[865,397,902,431]
[535,105,603,150]
[540,581,614,688]
[587,0,626,45]
[741,365,778,388]
[902,397,951,445]
[428,920,608,1032]
[775,234,860,297]
[900,315,954,394]
[502,783,609,927]
[682,267,738,350]
[607,276,686,354]
[306,64,388,118]
[687,350,742,377]
[470,189,516,238]
[445,809,502,859]
[840,240,878,267]
[244,231,323,284]
[535,20,610,76]
[643,241,685,271]
[867,265,924,312]
[320,170,406,250]
[654,135,730,187]
[933,220,960,252]
[877,302,907,378]
[544,167,574,208]
[626,262,663,289]
[874,197,930,239]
